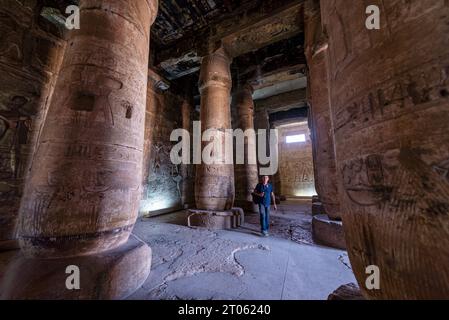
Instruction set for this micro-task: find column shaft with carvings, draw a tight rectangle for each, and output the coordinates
[233,84,259,213]
[254,107,270,181]
[1,0,159,300]
[305,0,340,220]
[19,0,157,258]
[195,48,235,211]
[322,0,449,299]
[190,48,242,230]
[305,0,346,251]
[181,99,195,208]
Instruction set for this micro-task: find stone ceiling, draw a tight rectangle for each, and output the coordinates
[152,0,297,47]
[152,0,304,80]
[40,0,306,105]
[152,0,251,46]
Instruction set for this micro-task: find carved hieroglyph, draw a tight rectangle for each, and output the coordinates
[195,48,235,211]
[18,0,159,258]
[322,0,449,299]
[0,1,65,245]
[233,84,259,212]
[140,77,188,215]
[304,0,341,220]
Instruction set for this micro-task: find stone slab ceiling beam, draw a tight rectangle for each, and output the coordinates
[255,89,307,113]
[155,0,304,80]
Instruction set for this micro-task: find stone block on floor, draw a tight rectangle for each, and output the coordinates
[312,214,346,250]
[188,208,244,230]
[312,202,326,215]
[328,283,365,300]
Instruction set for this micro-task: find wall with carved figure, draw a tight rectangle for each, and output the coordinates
[0,1,66,244]
[277,122,316,198]
[140,83,195,216]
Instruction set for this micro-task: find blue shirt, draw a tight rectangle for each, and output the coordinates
[255,183,273,207]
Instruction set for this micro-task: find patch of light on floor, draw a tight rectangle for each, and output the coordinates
[139,197,177,213]
[295,187,317,197]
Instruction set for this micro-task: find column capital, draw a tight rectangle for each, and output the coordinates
[304,0,328,61]
[198,47,232,91]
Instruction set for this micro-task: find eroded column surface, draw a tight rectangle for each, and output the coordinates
[0,1,65,248]
[304,0,340,220]
[254,107,271,182]
[19,0,159,258]
[322,0,449,299]
[181,99,196,208]
[195,47,235,211]
[233,84,259,213]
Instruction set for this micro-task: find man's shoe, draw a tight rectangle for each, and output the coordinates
[262,231,269,237]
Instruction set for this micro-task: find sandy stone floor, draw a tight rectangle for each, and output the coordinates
[128,200,356,300]
[0,200,356,300]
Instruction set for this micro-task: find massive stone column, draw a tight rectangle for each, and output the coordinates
[1,0,158,299]
[305,0,340,221]
[0,1,66,250]
[322,0,449,299]
[195,47,235,211]
[181,98,195,208]
[190,47,242,229]
[305,0,345,251]
[254,107,271,182]
[233,84,259,213]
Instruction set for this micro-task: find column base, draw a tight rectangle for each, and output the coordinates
[187,208,244,230]
[0,235,151,300]
[312,202,327,216]
[234,200,258,214]
[328,283,365,300]
[312,214,346,250]
[0,240,20,252]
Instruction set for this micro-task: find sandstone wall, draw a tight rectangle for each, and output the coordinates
[140,86,195,216]
[0,1,66,244]
[278,122,316,197]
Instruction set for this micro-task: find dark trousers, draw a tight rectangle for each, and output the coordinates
[259,204,270,233]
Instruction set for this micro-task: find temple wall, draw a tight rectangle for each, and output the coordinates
[278,122,316,197]
[140,85,195,216]
[0,1,66,243]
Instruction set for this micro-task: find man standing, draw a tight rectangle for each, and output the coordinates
[253,176,277,236]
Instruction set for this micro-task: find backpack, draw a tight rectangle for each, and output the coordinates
[252,184,263,204]
[252,192,262,205]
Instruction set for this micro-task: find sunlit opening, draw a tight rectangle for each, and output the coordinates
[286,134,306,144]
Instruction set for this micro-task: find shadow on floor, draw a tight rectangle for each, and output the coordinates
[142,199,316,246]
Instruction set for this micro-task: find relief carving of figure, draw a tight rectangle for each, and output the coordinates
[61,68,123,127]
[342,154,391,206]
[0,13,23,63]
